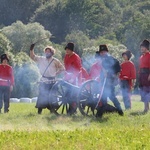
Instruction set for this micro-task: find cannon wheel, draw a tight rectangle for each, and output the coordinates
[78,80,100,116]
[49,80,77,115]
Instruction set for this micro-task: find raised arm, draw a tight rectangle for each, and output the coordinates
[30,44,36,60]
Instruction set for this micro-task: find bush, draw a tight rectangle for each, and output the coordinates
[0,32,12,54]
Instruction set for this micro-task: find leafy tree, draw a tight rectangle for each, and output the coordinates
[0,0,149,50]
[0,33,12,54]
[1,21,52,55]
[31,0,115,42]
[108,44,127,62]
[64,0,113,38]
[31,0,68,43]
[0,0,42,25]
[115,1,150,55]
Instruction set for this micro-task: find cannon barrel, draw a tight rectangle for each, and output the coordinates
[58,80,80,100]
[59,80,80,90]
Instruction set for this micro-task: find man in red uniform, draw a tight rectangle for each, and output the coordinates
[64,42,82,85]
[0,54,14,113]
[139,39,150,113]
[120,50,136,109]
[64,42,83,114]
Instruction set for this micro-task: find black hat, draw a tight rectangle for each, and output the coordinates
[99,45,108,52]
[122,50,132,60]
[1,53,9,63]
[65,42,74,51]
[140,39,149,50]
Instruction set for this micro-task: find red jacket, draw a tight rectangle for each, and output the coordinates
[89,61,102,80]
[0,64,14,86]
[120,61,136,88]
[120,61,136,80]
[139,52,150,69]
[64,53,82,85]
[81,67,90,82]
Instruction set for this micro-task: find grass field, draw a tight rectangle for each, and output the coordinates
[0,95,150,150]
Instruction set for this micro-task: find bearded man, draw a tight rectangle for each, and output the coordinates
[30,44,65,114]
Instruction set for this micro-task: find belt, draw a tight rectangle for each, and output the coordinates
[38,80,56,84]
[42,76,55,80]
[140,68,150,74]
[39,76,56,84]
[42,80,56,84]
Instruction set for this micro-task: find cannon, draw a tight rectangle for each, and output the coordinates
[48,78,103,116]
[49,80,80,115]
[78,80,101,116]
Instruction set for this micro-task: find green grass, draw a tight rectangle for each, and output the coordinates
[0,95,150,150]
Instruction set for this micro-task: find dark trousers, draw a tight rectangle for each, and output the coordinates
[139,73,150,103]
[96,78,123,117]
[100,78,122,111]
[36,83,54,109]
[120,80,131,109]
[0,86,10,112]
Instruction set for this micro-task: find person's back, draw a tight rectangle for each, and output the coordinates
[96,45,123,117]
[101,54,120,77]
[89,51,102,80]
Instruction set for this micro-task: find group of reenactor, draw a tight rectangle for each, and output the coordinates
[0,39,149,117]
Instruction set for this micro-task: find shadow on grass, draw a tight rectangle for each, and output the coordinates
[71,115,91,121]
[71,114,110,123]
[94,116,109,123]
[24,113,36,117]
[45,114,60,121]
[130,111,147,116]
[43,113,110,124]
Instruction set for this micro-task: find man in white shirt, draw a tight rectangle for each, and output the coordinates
[30,44,65,114]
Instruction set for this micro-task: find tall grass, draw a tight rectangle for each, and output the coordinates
[0,95,150,150]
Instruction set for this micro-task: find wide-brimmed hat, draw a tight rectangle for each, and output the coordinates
[1,53,9,63]
[140,39,149,50]
[65,42,74,51]
[99,44,108,52]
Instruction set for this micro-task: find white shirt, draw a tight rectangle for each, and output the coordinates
[34,56,64,81]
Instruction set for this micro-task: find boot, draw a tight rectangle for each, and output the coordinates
[117,109,124,116]
[4,109,9,113]
[143,102,149,113]
[68,102,77,115]
[96,106,104,118]
[38,108,42,114]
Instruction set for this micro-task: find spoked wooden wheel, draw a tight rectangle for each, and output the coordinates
[49,80,78,115]
[78,80,100,116]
